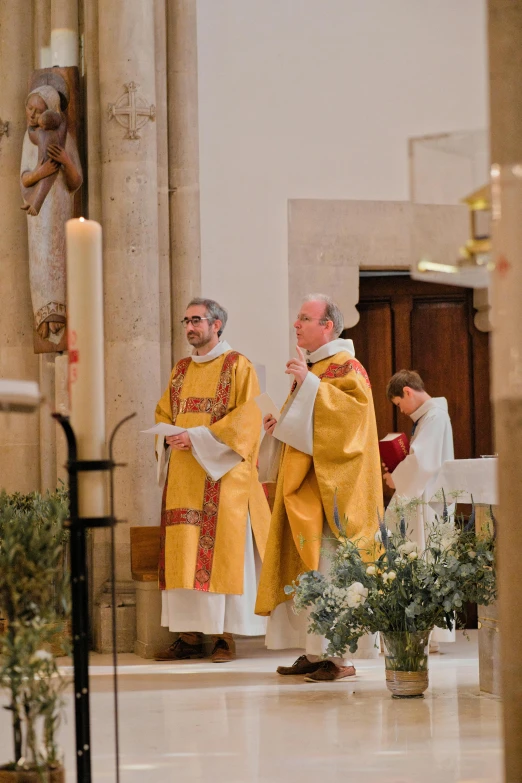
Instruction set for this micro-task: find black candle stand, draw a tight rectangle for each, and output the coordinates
[53,412,136,783]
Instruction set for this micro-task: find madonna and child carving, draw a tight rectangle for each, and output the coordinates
[107,81,156,140]
[0,118,8,138]
[20,69,83,353]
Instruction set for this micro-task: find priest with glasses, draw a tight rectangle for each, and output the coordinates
[155,298,270,663]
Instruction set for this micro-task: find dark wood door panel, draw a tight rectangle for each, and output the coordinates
[344,276,492,460]
[411,299,473,460]
[350,302,395,440]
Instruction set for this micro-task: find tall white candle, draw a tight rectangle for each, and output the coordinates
[51,29,78,68]
[66,218,106,518]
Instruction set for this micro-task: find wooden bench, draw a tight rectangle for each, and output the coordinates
[130,526,161,582]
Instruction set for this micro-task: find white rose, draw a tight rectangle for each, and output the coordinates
[366,565,377,576]
[382,572,389,583]
[398,541,417,556]
[408,551,418,561]
[346,581,369,608]
[387,571,397,581]
[468,551,476,559]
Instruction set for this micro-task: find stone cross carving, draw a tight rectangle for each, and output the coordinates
[107,81,156,139]
[0,118,9,138]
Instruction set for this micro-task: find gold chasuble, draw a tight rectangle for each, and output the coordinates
[255,351,383,616]
[155,350,270,595]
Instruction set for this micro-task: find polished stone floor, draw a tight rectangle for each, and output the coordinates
[0,632,502,782]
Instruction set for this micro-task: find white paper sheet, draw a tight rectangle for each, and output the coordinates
[141,423,187,436]
[155,437,171,485]
[254,392,280,421]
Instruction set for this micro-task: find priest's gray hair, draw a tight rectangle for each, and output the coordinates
[188,298,228,336]
[303,294,344,338]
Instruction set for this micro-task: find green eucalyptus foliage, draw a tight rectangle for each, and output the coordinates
[287,501,496,660]
[0,488,70,770]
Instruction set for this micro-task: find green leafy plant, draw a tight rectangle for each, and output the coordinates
[286,495,497,661]
[0,489,70,774]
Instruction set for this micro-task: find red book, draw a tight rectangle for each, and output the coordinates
[379,433,410,473]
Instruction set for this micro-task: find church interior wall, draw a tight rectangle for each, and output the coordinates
[0,0,489,654]
[287,198,470,355]
[409,130,489,205]
[196,0,488,405]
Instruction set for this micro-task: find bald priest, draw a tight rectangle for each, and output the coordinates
[255,294,383,682]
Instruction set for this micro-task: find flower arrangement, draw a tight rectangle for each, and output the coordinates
[286,495,497,668]
[0,489,70,778]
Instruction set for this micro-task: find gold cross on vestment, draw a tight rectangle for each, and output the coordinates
[107,82,156,140]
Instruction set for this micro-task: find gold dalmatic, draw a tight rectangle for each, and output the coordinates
[155,350,270,595]
[255,352,383,615]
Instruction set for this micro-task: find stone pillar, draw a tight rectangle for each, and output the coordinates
[39,354,57,493]
[50,0,79,68]
[54,353,69,486]
[80,0,107,637]
[134,581,174,658]
[476,505,500,696]
[155,0,173,385]
[488,2,522,780]
[33,0,52,69]
[167,0,201,362]
[0,1,40,494]
[82,0,102,222]
[96,0,162,652]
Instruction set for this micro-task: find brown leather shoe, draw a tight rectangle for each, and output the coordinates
[276,654,324,676]
[155,636,204,661]
[211,637,235,663]
[304,661,356,682]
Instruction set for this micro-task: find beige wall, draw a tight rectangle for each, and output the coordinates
[410,130,489,205]
[197,0,488,404]
[288,199,469,351]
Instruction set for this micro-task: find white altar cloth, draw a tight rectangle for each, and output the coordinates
[430,458,498,505]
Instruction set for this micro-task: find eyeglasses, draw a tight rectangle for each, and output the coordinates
[295,314,328,324]
[180,316,211,328]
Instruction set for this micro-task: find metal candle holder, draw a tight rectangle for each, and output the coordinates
[53,412,136,783]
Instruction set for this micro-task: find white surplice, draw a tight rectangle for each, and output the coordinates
[262,337,378,663]
[160,340,266,637]
[391,397,455,543]
[390,396,455,644]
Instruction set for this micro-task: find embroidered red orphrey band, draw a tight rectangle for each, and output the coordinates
[290,357,370,399]
[159,351,239,591]
[319,358,371,387]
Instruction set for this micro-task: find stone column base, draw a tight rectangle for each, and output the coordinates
[475,507,500,697]
[478,601,501,696]
[135,581,175,658]
[93,580,136,653]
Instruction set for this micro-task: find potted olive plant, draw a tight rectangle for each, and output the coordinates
[287,495,497,698]
[0,490,70,781]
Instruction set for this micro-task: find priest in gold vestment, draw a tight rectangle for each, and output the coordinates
[155,298,270,663]
[255,294,383,682]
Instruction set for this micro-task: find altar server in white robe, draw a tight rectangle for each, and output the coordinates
[383,369,455,645]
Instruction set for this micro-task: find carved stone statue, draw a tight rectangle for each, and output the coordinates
[20,70,83,353]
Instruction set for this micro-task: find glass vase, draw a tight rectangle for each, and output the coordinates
[381,630,430,698]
